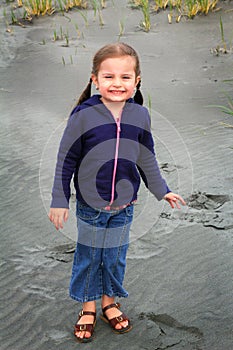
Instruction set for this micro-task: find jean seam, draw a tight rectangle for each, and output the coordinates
[112,214,129,275]
[84,224,96,299]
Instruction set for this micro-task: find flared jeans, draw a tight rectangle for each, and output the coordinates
[69,201,134,303]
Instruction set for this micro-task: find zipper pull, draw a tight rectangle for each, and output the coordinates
[116,118,121,132]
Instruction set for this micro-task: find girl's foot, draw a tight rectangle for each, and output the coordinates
[101,295,130,331]
[74,301,96,342]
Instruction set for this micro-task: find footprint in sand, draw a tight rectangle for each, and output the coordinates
[160,191,233,231]
[137,312,204,350]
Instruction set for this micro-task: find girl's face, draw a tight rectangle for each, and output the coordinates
[91,56,140,105]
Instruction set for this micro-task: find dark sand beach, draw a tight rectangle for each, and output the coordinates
[1,1,233,349]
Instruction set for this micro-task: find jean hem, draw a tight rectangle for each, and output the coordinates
[70,293,102,303]
[69,292,128,303]
[103,291,128,298]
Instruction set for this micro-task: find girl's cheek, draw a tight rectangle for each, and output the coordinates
[100,81,111,87]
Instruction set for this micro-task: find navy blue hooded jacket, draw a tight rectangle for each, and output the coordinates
[51,95,170,209]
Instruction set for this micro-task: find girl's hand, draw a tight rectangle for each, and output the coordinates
[48,208,69,230]
[163,192,186,209]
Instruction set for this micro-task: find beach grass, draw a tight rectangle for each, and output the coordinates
[29,0,103,26]
[131,0,219,27]
[208,83,233,122]
[75,8,88,26]
[213,80,233,117]
[219,15,227,52]
[15,0,87,17]
[198,0,218,15]
[211,15,232,55]
[17,0,55,16]
[220,103,233,117]
[91,0,104,26]
[118,17,125,41]
[5,0,221,28]
[136,0,151,32]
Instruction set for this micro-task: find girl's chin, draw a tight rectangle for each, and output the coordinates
[104,93,130,102]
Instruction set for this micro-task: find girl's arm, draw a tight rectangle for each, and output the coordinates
[51,112,83,209]
[139,109,186,208]
[49,111,82,230]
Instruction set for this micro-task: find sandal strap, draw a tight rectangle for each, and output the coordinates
[102,302,120,314]
[79,310,96,317]
[108,312,129,328]
[74,310,96,336]
[74,323,94,333]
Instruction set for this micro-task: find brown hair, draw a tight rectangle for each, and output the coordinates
[76,42,143,106]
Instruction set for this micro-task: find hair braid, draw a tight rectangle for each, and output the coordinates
[133,80,143,105]
[76,78,92,106]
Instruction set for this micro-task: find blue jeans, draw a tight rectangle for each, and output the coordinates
[69,201,134,303]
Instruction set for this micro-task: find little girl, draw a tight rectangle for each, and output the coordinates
[49,42,185,343]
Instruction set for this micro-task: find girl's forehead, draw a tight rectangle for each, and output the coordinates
[99,56,136,71]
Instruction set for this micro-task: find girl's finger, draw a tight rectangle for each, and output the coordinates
[168,198,175,208]
[176,196,186,206]
[64,210,69,222]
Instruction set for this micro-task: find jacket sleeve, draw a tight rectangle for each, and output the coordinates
[50,111,83,208]
[137,110,171,201]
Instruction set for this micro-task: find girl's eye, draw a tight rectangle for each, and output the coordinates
[123,76,130,79]
[105,76,112,79]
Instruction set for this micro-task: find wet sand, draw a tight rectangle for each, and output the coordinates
[1,1,233,349]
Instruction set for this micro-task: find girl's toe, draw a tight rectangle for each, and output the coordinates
[121,320,128,328]
[115,323,122,330]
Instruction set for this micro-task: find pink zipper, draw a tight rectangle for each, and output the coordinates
[108,116,121,207]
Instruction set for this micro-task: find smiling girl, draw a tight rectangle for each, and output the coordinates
[49,42,185,343]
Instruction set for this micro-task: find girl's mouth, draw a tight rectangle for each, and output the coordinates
[109,90,125,94]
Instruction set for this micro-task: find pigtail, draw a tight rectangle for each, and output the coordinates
[76,78,92,106]
[134,80,143,106]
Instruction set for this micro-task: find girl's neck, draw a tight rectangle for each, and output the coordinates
[100,98,125,120]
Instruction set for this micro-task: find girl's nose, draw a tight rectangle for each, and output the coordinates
[112,77,121,86]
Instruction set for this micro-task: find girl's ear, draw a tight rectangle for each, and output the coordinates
[91,74,98,88]
[135,75,141,87]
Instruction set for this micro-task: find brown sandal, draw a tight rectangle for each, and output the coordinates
[100,303,132,334]
[74,310,96,343]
